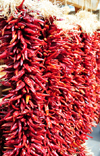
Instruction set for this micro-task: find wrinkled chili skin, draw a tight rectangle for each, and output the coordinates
[0,6,99,156]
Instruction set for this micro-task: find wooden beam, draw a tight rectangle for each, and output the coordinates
[75,7,80,13]
[51,0,99,11]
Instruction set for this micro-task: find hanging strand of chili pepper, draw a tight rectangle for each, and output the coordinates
[92,31,100,122]
[0,3,99,156]
[0,17,8,156]
[96,33,100,120]
[42,18,98,155]
[81,33,98,121]
[0,7,48,155]
[42,19,77,155]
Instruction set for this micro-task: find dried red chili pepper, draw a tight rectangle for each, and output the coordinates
[0,5,99,156]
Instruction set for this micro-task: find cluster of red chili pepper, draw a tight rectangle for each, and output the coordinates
[0,3,99,156]
[93,32,100,120]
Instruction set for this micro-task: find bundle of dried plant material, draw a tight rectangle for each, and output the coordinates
[55,10,100,34]
[54,15,80,32]
[0,0,70,19]
[76,10,100,33]
[0,0,100,33]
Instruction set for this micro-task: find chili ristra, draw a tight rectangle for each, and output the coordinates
[92,31,100,122]
[0,2,99,156]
